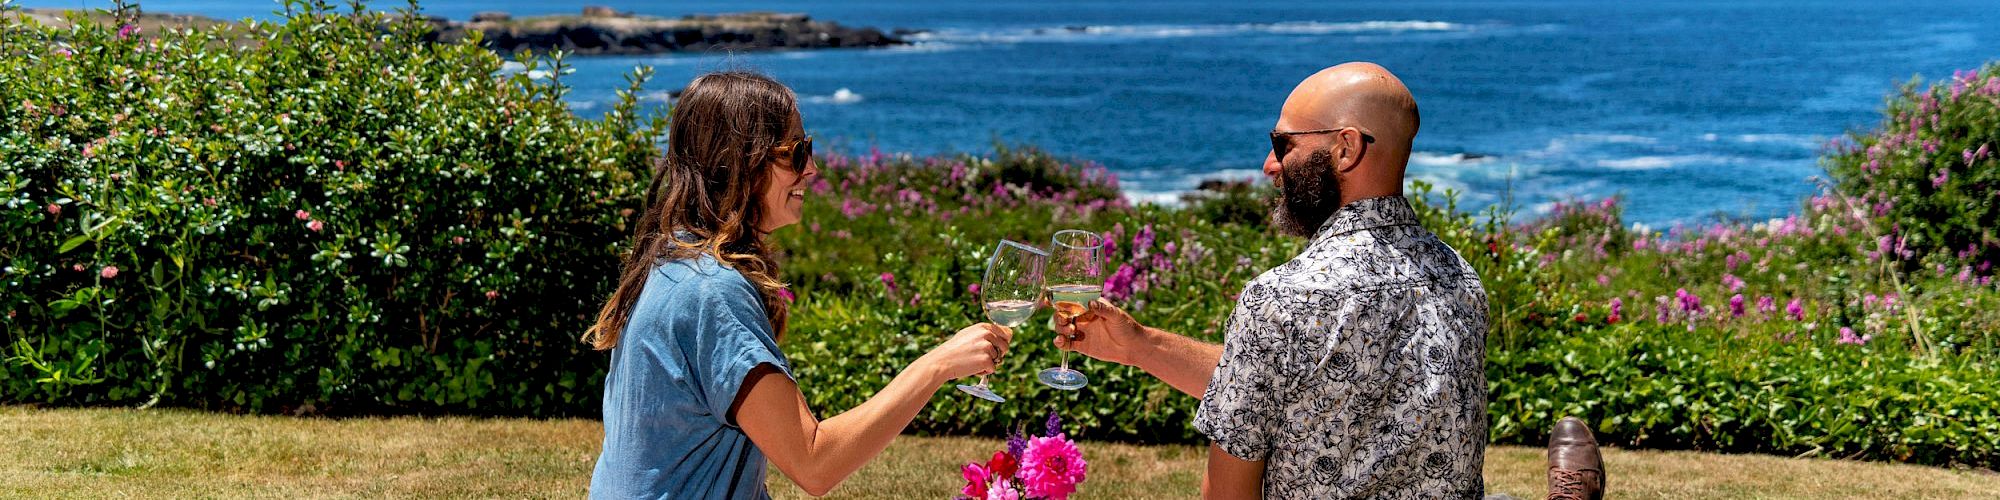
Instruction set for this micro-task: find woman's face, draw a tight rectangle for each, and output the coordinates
[757,112,817,233]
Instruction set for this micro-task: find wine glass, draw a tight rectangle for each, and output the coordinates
[956,239,1048,403]
[1038,229,1104,391]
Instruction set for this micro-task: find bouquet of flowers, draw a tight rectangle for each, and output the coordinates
[959,413,1089,500]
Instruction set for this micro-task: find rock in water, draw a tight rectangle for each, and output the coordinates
[432,11,908,55]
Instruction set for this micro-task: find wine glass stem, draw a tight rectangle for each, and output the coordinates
[976,374,990,387]
[1059,342,1071,371]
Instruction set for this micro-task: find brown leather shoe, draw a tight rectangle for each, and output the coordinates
[1546,417,1605,500]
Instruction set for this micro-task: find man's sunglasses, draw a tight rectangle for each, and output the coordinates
[1270,128,1374,161]
[772,136,814,171]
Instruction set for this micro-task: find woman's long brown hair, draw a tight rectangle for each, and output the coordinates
[584,71,798,350]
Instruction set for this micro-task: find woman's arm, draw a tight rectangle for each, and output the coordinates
[734,323,1010,496]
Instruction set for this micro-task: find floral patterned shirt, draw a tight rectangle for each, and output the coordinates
[1194,195,1490,499]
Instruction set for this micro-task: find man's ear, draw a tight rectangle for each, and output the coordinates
[1335,128,1366,173]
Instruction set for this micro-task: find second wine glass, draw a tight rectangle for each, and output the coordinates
[956,239,1048,403]
[1038,229,1104,391]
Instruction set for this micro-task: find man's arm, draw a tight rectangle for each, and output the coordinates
[1201,443,1267,499]
[1056,299,1223,398]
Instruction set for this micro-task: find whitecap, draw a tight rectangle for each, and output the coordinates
[1410,151,1495,166]
[915,20,1468,44]
[804,88,864,105]
[1596,154,1740,170]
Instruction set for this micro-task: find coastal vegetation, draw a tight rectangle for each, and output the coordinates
[3,0,1997,473]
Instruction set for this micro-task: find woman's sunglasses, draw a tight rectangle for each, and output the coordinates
[772,136,814,171]
[1270,128,1374,161]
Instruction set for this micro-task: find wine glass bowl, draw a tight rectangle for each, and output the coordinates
[957,239,1048,403]
[1038,229,1104,391]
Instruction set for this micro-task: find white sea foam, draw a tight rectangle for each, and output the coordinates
[1124,190,1186,206]
[1410,151,1496,166]
[1596,154,1740,170]
[804,88,864,105]
[909,20,1467,44]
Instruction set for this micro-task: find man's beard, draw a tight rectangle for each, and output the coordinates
[1270,148,1342,237]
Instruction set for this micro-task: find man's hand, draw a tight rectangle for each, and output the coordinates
[1052,298,1148,366]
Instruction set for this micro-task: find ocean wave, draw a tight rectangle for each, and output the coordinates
[906,20,1467,44]
[1410,151,1496,166]
[1124,190,1187,207]
[1596,154,1740,170]
[803,88,864,105]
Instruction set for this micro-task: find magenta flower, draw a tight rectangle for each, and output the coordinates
[1932,169,1949,188]
[968,283,981,296]
[117,24,138,39]
[100,266,118,279]
[1675,288,1702,314]
[879,272,897,292]
[1132,224,1156,254]
[960,462,993,499]
[1102,263,1138,301]
[1728,294,1745,317]
[1722,273,1745,292]
[777,288,795,303]
[1785,298,1804,321]
[1020,435,1088,500]
[1608,298,1623,323]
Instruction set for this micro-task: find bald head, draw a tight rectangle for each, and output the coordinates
[1270,62,1420,202]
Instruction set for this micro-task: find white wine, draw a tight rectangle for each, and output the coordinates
[1045,283,1102,308]
[984,299,1037,328]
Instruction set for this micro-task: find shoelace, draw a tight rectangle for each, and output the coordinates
[1546,468,1593,500]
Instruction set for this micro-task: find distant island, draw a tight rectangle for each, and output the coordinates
[14,5,911,55]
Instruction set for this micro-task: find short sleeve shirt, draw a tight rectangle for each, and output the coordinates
[1194,196,1491,499]
[589,255,794,499]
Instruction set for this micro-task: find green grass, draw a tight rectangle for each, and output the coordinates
[5,406,1996,498]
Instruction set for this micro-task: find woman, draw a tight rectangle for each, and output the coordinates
[584,71,1009,498]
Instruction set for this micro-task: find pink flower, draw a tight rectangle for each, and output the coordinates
[1102,263,1139,301]
[1932,169,1949,188]
[1596,274,1610,287]
[485,290,499,300]
[203,198,217,207]
[1607,298,1623,324]
[960,462,992,499]
[777,288,796,303]
[453,236,465,245]
[295,209,311,221]
[100,266,118,279]
[1837,327,1871,345]
[967,283,981,296]
[46,203,60,215]
[73,264,85,272]
[879,272,897,292]
[1785,298,1804,321]
[985,480,1022,500]
[1020,435,1088,500]
[1729,294,1745,317]
[117,24,138,39]
[307,220,324,232]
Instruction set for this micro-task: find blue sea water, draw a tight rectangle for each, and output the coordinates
[20,0,2000,224]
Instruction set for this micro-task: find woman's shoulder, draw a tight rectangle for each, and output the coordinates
[648,254,759,303]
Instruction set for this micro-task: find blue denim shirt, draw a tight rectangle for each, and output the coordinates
[589,255,793,499]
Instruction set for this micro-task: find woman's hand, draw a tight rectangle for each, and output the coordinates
[920,323,1013,382]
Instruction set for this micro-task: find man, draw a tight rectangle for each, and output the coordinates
[1058,62,1603,499]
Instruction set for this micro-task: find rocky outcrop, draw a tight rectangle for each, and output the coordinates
[429,8,907,55]
[13,7,908,56]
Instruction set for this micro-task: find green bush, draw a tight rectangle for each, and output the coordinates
[0,2,663,414]
[1826,63,2000,274]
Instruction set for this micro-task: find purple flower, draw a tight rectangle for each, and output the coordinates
[1045,412,1063,437]
[879,272,897,292]
[1102,263,1138,301]
[1756,295,1776,314]
[1596,274,1610,287]
[1932,169,1949,188]
[1785,298,1804,321]
[1132,225,1156,255]
[1728,294,1745,317]
[117,24,138,39]
[1676,288,1703,314]
[1722,273,1745,292]
[1007,427,1028,460]
[777,288,795,303]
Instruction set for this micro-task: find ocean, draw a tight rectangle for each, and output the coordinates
[19,0,2000,224]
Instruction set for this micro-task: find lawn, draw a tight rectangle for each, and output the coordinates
[4,406,1996,498]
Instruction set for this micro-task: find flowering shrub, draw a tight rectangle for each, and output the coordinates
[960,413,1088,500]
[1826,63,2000,277]
[0,3,664,413]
